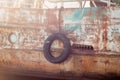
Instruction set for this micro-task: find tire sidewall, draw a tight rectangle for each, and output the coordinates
[43,33,71,63]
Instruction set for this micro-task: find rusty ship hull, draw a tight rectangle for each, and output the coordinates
[0,0,120,79]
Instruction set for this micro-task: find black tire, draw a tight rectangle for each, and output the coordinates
[43,33,71,63]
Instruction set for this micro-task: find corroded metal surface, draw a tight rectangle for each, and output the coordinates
[0,49,120,79]
[0,1,119,53]
[0,0,120,78]
[107,7,120,52]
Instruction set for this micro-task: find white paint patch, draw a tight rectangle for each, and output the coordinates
[9,33,17,43]
[43,0,90,9]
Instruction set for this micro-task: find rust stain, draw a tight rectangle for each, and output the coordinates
[0,0,120,78]
[0,49,120,76]
[0,3,119,53]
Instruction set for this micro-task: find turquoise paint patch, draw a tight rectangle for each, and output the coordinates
[89,7,107,23]
[72,9,84,21]
[100,9,106,16]
[89,7,98,22]
[91,7,98,12]
[64,7,106,23]
[64,8,91,22]
[72,8,90,21]
[90,14,96,22]
[64,24,82,31]
[64,7,107,31]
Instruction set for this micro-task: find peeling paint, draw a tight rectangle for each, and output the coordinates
[0,1,119,53]
[0,0,119,78]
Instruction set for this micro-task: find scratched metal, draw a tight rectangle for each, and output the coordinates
[0,0,120,54]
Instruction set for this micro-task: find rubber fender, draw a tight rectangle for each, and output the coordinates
[43,33,71,64]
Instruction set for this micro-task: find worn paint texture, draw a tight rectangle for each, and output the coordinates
[0,1,119,53]
[0,0,120,78]
[0,50,120,79]
[107,7,120,52]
